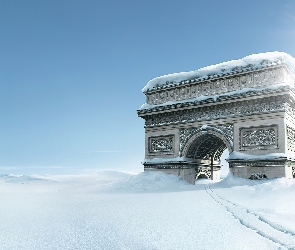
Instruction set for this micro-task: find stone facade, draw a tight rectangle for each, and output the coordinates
[138,54,295,184]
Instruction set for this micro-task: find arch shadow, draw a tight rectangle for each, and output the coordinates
[181,126,233,180]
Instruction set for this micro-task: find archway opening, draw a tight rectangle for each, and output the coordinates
[185,133,229,181]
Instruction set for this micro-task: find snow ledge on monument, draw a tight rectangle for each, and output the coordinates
[142,156,193,164]
[227,151,295,161]
[142,51,295,93]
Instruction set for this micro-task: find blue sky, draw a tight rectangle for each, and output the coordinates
[1,0,295,174]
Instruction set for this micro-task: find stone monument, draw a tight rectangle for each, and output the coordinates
[137,52,295,184]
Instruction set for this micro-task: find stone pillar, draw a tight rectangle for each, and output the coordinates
[144,163,196,184]
[178,168,196,184]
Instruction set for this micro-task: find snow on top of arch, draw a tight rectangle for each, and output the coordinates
[142,52,295,93]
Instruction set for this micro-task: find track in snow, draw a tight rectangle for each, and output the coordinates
[205,185,295,250]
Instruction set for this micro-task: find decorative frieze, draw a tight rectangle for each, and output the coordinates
[229,161,285,168]
[239,125,278,151]
[144,97,286,127]
[144,164,196,169]
[144,164,179,169]
[146,67,288,105]
[148,136,174,155]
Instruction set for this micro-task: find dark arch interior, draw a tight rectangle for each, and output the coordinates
[186,133,227,166]
[186,133,227,179]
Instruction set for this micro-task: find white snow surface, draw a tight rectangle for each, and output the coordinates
[0,171,295,249]
[142,51,295,93]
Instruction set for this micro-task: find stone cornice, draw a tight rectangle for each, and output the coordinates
[137,85,292,117]
[148,65,293,99]
[142,53,295,94]
[142,95,288,128]
[146,65,286,93]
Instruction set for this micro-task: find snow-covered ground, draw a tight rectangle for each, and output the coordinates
[0,171,294,250]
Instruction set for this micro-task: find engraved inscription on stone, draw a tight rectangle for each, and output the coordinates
[149,136,173,154]
[239,125,278,150]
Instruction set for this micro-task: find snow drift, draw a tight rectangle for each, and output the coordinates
[0,171,294,250]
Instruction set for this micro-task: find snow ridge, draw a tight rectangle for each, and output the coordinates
[205,185,295,249]
[143,52,295,93]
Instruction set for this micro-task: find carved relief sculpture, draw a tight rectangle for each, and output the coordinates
[149,136,174,155]
[138,52,295,183]
[239,125,278,150]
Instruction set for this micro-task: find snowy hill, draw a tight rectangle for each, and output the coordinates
[0,172,294,249]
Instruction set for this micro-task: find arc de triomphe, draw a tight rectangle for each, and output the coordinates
[137,52,295,184]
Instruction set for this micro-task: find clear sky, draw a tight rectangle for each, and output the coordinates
[1,0,295,174]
